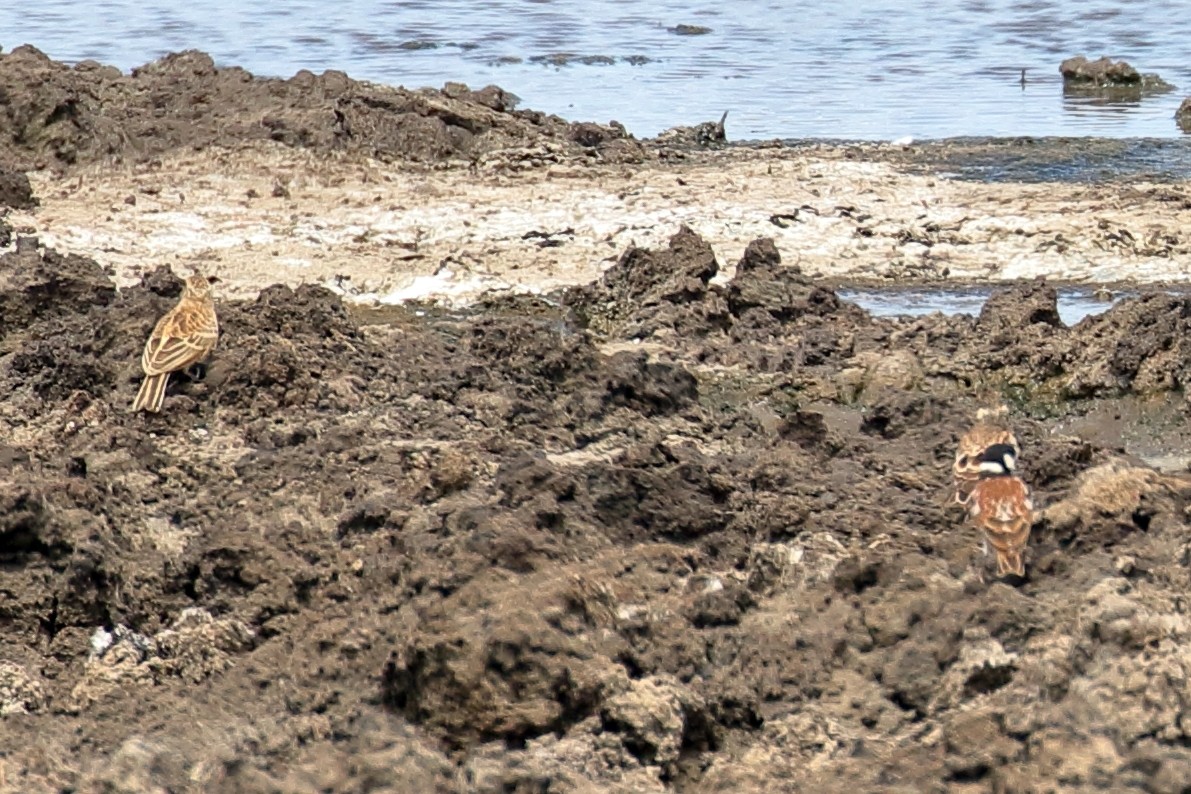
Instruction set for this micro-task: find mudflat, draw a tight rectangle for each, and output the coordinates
[2,45,1191,793]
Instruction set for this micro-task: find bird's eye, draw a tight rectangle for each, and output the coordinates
[958,455,969,466]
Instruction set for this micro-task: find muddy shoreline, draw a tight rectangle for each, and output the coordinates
[5,47,1191,304]
[3,48,1191,793]
[16,139,1191,306]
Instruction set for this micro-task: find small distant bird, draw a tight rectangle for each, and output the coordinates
[953,405,1019,504]
[966,443,1034,578]
[132,274,220,413]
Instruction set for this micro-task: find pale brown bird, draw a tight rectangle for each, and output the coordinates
[953,405,1019,504]
[966,443,1033,578]
[132,274,220,413]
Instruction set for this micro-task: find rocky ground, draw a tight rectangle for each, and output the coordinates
[2,47,1191,793]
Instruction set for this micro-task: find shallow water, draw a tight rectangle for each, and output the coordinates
[838,286,1138,326]
[6,0,1191,141]
[884,137,1191,183]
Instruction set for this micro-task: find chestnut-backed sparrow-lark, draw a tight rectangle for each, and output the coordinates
[966,443,1034,578]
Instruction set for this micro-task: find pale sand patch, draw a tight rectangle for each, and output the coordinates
[9,142,1191,304]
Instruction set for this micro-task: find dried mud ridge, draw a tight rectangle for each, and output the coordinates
[0,45,672,173]
[2,225,1191,792]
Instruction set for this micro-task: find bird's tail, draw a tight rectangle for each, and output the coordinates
[132,373,169,413]
[995,548,1025,578]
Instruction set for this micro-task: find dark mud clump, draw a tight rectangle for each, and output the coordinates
[3,230,1191,791]
[0,166,35,209]
[0,165,36,246]
[1059,55,1174,98]
[568,224,725,339]
[1061,55,1144,87]
[0,239,116,334]
[1178,97,1191,132]
[0,46,644,170]
[654,111,729,147]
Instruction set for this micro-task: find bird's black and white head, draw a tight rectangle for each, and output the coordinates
[976,443,1017,476]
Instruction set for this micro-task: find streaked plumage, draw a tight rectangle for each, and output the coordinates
[132,274,219,413]
[953,407,1019,504]
[966,446,1033,578]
